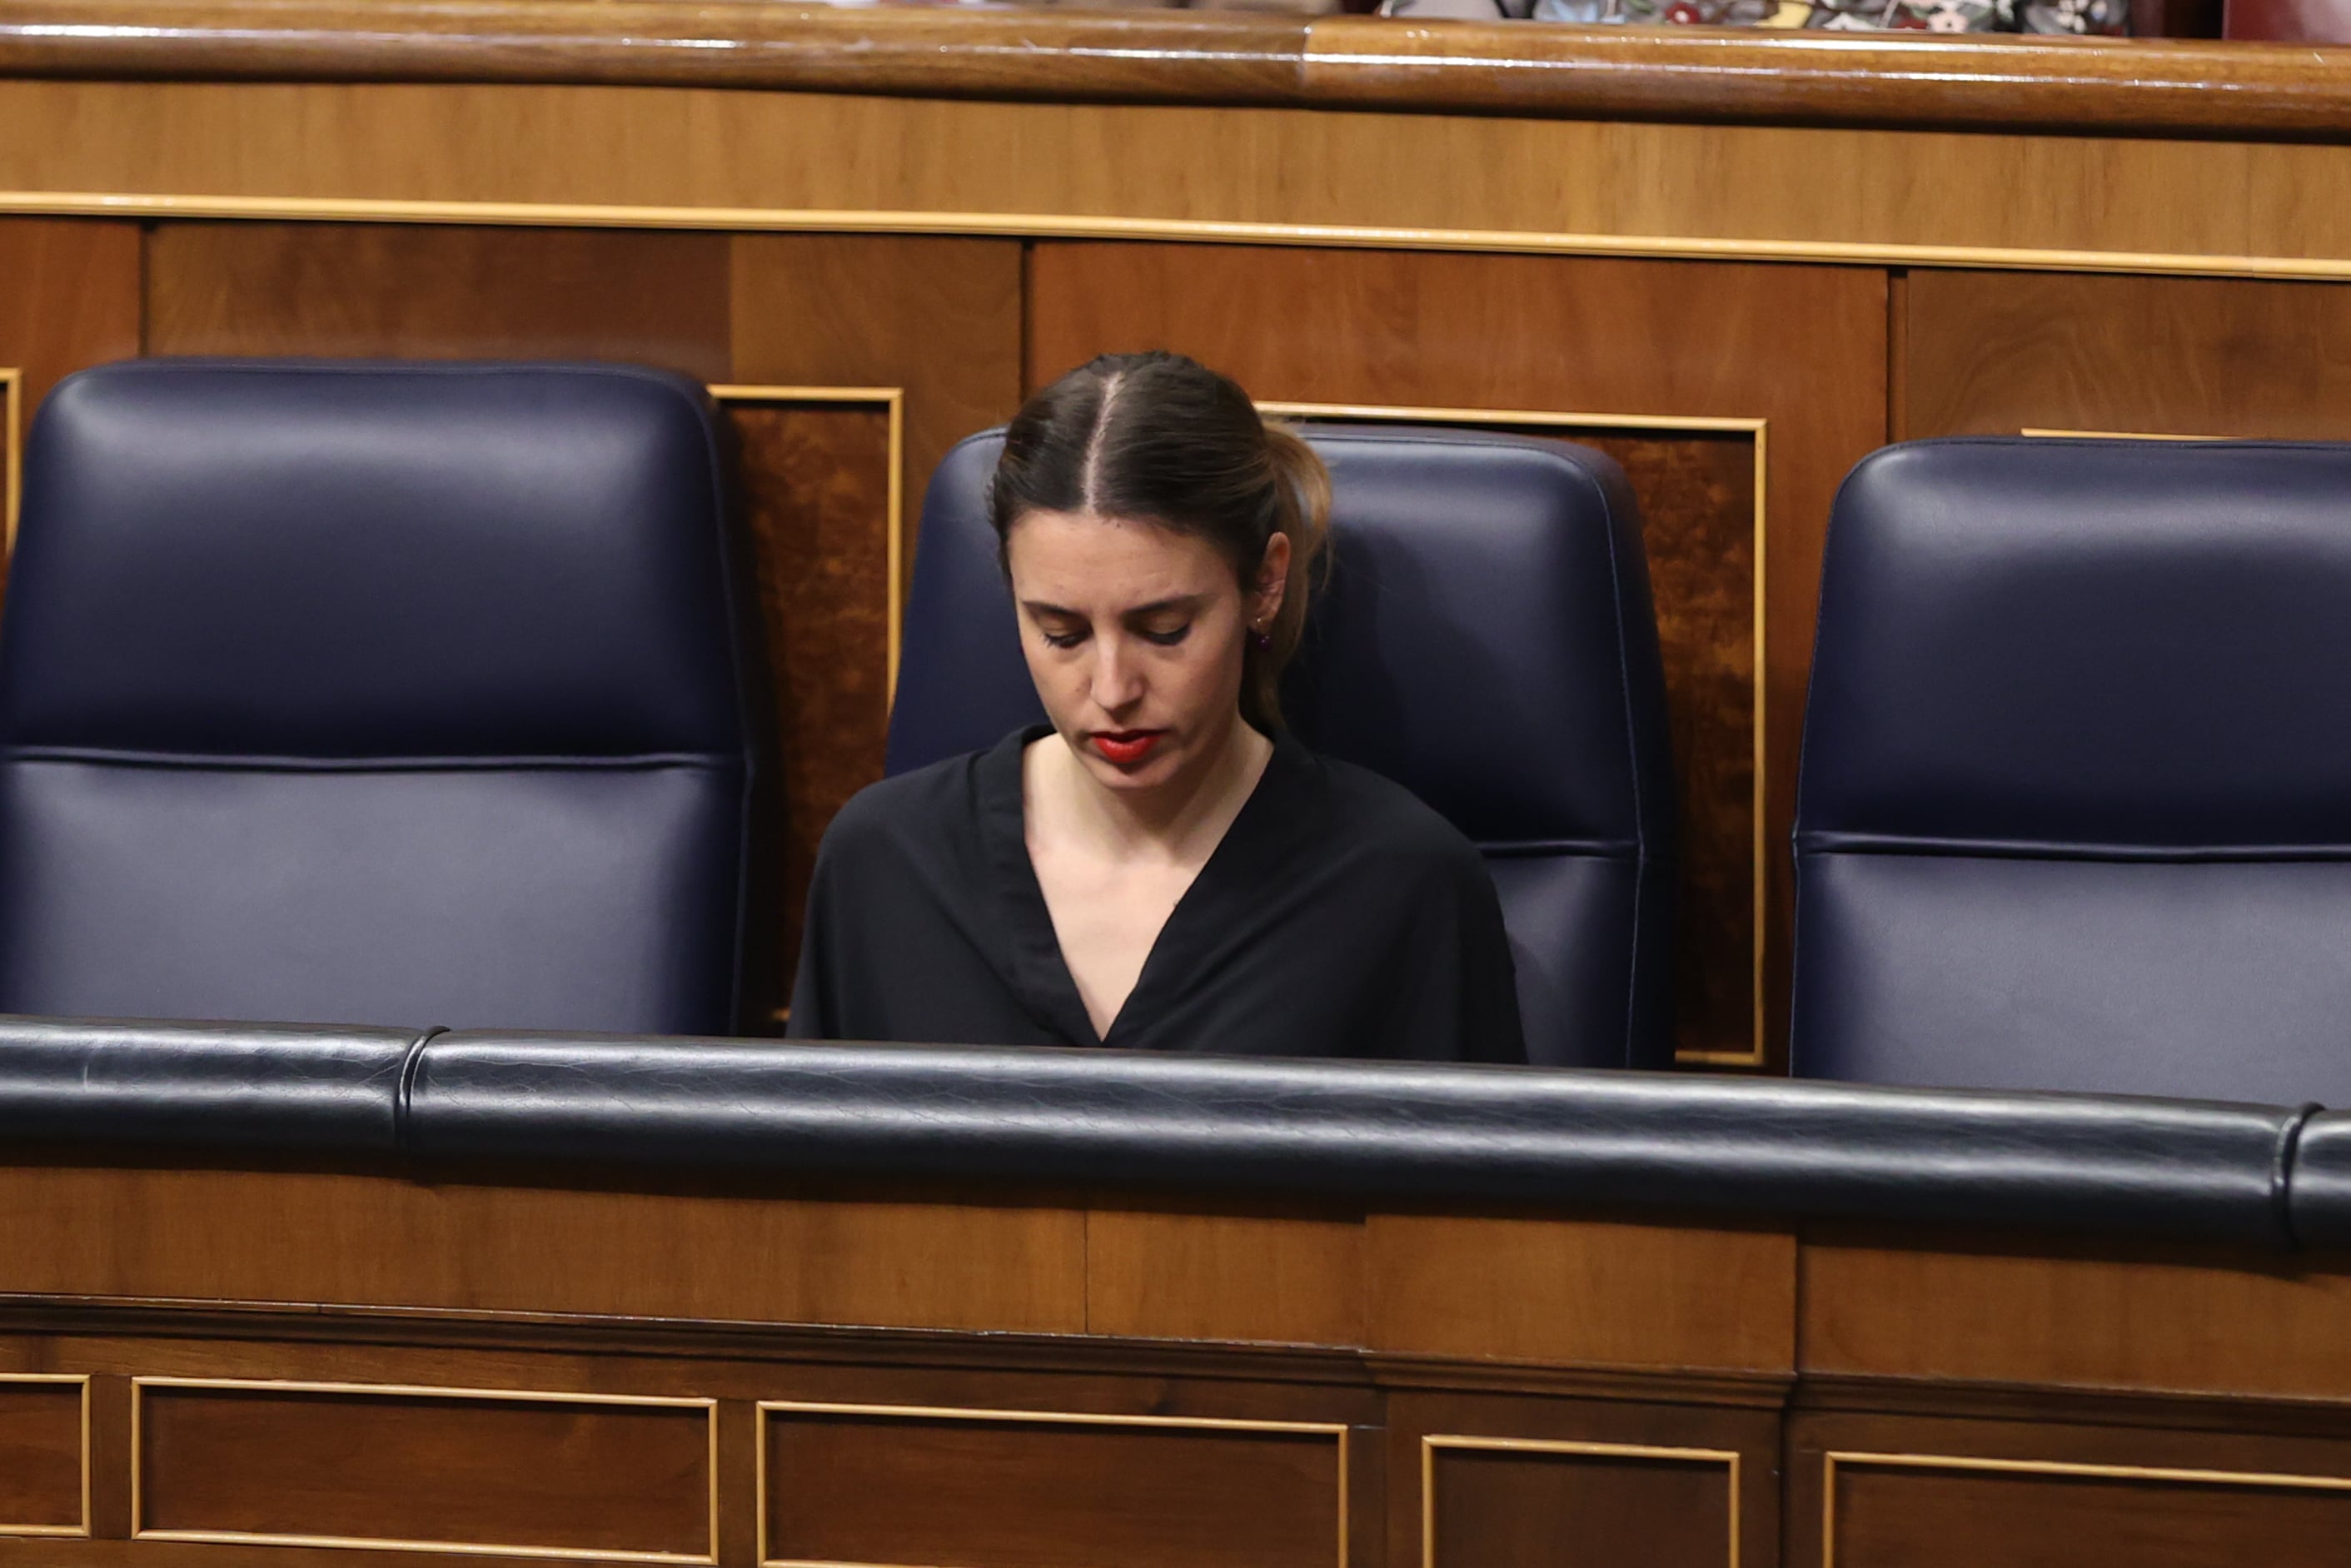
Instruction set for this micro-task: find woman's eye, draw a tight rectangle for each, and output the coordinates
[1040,628,1087,650]
[1139,624,1192,647]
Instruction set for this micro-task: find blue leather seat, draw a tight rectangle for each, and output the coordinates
[888,426,1676,1068]
[1793,436,2351,1102]
[0,359,762,1033]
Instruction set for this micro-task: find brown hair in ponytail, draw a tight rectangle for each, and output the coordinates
[990,351,1332,732]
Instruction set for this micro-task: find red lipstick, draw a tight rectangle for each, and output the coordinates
[1093,730,1166,766]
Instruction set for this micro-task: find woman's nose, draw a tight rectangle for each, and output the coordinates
[1089,637,1144,711]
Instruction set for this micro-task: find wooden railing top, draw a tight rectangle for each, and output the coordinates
[2,0,2350,139]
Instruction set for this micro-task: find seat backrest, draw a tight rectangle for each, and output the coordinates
[0,359,761,1033]
[1794,436,2351,1102]
[888,426,1676,1067]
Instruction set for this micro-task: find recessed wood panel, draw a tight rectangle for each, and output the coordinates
[1903,270,2351,442]
[761,1405,1344,1568]
[1085,1206,1365,1346]
[1826,1454,2351,1568]
[1367,1213,1796,1372]
[136,1380,714,1559]
[1029,242,1885,1068]
[1427,1441,1734,1568]
[724,397,894,1004]
[0,1376,84,1536]
[146,220,731,378]
[0,1165,1090,1335]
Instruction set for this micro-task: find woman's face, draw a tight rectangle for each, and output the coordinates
[1006,509,1285,795]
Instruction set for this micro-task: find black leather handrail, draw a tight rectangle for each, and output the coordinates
[0,1016,2325,1247]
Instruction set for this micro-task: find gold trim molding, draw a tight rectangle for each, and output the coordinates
[129,1376,720,1564]
[1821,1449,2351,1567]
[1422,1434,1741,1568]
[7,191,2351,285]
[0,1372,92,1540]
[1263,400,1770,1069]
[756,1398,1351,1568]
[2023,427,2234,441]
[2,366,20,551]
[709,383,907,699]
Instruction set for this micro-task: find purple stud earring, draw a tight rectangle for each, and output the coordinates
[1252,627,1273,652]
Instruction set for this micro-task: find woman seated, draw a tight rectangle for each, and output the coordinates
[788,351,1525,1063]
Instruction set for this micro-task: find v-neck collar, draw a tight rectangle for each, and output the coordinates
[975,724,1317,1048]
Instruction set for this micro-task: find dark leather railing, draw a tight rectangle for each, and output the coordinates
[0,1015,2334,1247]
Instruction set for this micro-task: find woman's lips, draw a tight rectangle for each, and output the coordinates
[1092,730,1167,766]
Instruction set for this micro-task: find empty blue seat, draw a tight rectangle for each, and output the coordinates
[887,426,1676,1068]
[0,359,762,1033]
[1793,436,2351,1102]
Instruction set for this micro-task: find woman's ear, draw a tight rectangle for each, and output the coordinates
[1254,532,1293,625]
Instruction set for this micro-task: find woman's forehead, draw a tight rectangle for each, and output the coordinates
[1006,509,1234,605]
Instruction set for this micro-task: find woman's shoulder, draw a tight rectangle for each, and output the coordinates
[1295,745,1490,884]
[820,731,1022,858]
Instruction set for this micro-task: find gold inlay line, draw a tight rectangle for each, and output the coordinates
[130,1376,720,1566]
[757,1399,1350,1568]
[2,366,21,551]
[1423,1435,1741,1568]
[0,1372,92,1539]
[7,190,2351,284]
[1261,400,1770,1068]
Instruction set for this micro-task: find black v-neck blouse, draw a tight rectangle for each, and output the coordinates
[786,727,1525,1063]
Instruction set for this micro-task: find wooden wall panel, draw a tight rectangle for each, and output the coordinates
[1029,242,1884,1069]
[729,233,1024,599]
[1085,1206,1366,1346]
[0,217,140,558]
[725,398,894,1008]
[0,1376,84,1536]
[0,1165,1090,1335]
[1425,1441,1735,1568]
[1902,269,2351,441]
[1803,1233,2351,1401]
[1367,1214,1796,1372]
[135,1381,712,1557]
[145,221,730,378]
[761,1405,1345,1568]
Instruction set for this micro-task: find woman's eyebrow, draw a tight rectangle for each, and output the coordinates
[1122,596,1205,618]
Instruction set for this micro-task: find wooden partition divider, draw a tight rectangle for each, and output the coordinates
[3,1159,2350,1566]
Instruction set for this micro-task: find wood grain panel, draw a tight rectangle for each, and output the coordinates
[1426,1440,1735,1568]
[1823,1453,2351,1567]
[1905,269,2351,441]
[0,217,140,565]
[728,234,1024,603]
[0,217,140,418]
[761,1405,1344,1568]
[0,1376,84,1536]
[145,220,730,379]
[1367,1214,1796,1372]
[725,398,893,1008]
[1086,1206,1365,1346]
[0,1165,1089,1335]
[1804,1235,2351,1401]
[17,81,2351,276]
[1033,244,1880,1066]
[135,1381,712,1558]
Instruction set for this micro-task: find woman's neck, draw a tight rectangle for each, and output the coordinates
[1028,713,1273,865]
